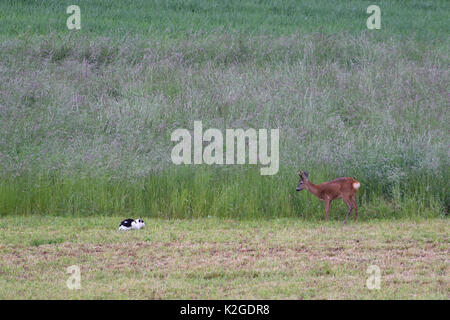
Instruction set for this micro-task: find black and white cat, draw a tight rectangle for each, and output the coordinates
[118,218,145,231]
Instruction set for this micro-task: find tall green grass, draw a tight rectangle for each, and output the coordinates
[0,166,446,219]
[0,1,448,219]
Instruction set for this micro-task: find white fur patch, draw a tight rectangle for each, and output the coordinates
[353,182,360,190]
[131,220,145,230]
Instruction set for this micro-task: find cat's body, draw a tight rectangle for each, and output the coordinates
[118,218,145,231]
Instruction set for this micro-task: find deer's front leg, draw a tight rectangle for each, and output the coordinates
[324,200,331,221]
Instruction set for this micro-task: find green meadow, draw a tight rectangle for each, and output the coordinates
[0,0,448,301]
[0,1,448,219]
[1,0,448,40]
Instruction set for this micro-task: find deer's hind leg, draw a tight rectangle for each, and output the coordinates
[351,195,358,221]
[343,196,353,224]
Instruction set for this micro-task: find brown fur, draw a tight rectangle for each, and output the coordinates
[297,171,360,223]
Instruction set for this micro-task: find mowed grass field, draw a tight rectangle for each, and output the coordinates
[0,217,448,299]
[0,0,449,299]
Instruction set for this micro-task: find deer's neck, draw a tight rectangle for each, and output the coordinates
[305,181,322,199]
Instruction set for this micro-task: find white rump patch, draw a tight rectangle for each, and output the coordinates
[353,182,360,190]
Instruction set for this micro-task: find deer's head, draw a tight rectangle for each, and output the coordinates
[296,170,309,191]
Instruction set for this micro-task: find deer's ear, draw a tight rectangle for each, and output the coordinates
[304,171,309,178]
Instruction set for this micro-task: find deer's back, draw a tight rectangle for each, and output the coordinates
[318,177,359,200]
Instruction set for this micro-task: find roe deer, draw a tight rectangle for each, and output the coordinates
[296,170,360,223]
